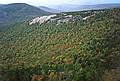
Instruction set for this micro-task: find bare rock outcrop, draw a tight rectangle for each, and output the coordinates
[29,15,57,25]
[29,13,95,26]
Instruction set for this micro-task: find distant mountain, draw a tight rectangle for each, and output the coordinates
[0,4,4,6]
[0,3,51,26]
[50,3,120,12]
[39,6,61,13]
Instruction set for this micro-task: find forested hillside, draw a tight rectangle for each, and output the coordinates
[0,8,120,81]
[0,3,50,30]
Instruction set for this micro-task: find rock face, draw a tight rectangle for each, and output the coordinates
[29,13,95,25]
[83,14,95,20]
[56,18,73,25]
[29,14,74,25]
[29,15,57,25]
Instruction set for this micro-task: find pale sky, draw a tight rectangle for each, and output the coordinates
[0,0,120,6]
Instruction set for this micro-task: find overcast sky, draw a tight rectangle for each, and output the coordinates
[0,0,120,6]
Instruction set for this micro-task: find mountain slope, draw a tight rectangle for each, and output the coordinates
[0,3,51,26]
[0,8,120,81]
[50,3,120,12]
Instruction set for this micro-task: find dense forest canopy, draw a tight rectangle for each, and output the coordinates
[0,8,120,81]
